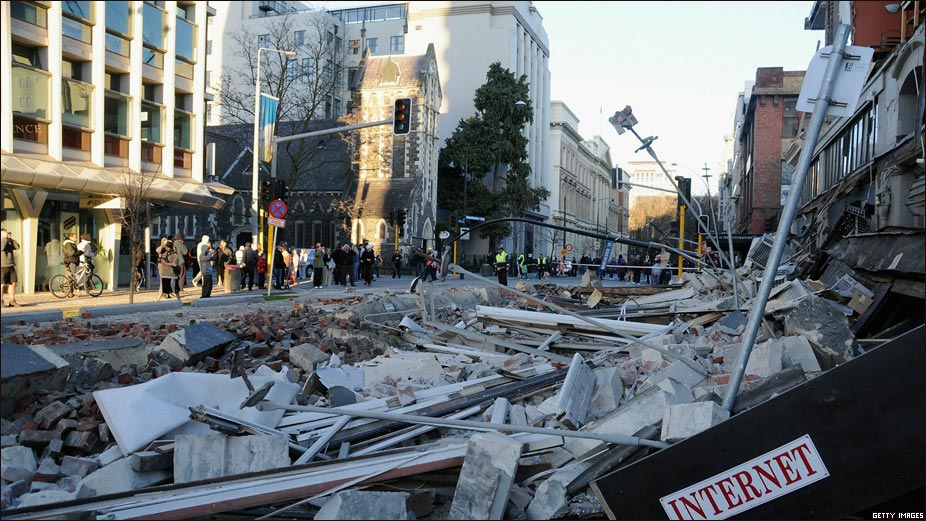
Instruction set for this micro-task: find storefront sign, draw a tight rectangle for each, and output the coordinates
[79,196,122,209]
[660,435,829,520]
[12,116,46,143]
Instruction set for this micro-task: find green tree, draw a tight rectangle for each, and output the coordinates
[437,62,549,251]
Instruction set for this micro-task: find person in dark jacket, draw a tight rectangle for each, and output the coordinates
[392,251,403,278]
[360,243,375,286]
[333,243,356,287]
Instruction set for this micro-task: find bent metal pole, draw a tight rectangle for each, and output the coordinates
[255,400,669,449]
[722,24,852,413]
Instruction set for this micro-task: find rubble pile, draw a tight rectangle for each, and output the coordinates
[0,265,880,519]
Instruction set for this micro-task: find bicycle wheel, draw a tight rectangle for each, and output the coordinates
[49,274,70,299]
[84,274,104,297]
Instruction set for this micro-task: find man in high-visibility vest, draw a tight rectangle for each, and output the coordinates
[494,246,509,286]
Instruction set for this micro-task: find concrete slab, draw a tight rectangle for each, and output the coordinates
[173,434,290,484]
[55,338,147,370]
[0,310,63,327]
[316,490,411,520]
[782,335,822,373]
[565,387,691,460]
[190,293,265,307]
[75,457,170,499]
[448,432,522,520]
[288,343,330,372]
[81,300,182,318]
[157,322,237,365]
[1,343,70,419]
[661,401,730,443]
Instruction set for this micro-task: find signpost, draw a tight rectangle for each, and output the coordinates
[266,198,288,296]
[565,243,574,252]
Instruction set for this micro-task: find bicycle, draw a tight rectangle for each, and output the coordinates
[50,262,104,298]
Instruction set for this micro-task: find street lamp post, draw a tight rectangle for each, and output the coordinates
[252,47,295,247]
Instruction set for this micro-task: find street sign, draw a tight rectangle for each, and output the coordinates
[464,215,485,222]
[268,199,288,219]
[797,44,873,117]
[561,249,568,257]
[267,217,286,228]
[565,243,574,252]
[459,227,470,239]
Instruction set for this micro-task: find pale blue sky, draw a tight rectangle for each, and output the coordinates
[311,1,823,194]
[540,1,822,194]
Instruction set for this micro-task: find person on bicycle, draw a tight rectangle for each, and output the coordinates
[77,233,95,274]
[62,233,80,277]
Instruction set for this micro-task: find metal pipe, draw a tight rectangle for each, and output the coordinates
[722,24,852,413]
[256,401,669,449]
[447,264,708,376]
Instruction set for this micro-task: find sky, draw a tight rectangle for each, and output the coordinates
[310,1,824,195]
[540,1,823,195]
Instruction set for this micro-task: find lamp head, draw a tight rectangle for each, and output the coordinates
[884,3,901,14]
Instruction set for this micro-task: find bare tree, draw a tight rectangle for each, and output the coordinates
[214,11,351,188]
[114,164,159,303]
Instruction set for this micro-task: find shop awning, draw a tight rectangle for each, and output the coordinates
[1,154,229,210]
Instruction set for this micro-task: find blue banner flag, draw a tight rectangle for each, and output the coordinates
[599,240,614,272]
[258,93,279,163]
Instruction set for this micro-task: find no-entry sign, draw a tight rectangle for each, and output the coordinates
[268,199,288,219]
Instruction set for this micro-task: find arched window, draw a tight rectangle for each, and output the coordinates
[897,67,921,139]
[378,220,386,240]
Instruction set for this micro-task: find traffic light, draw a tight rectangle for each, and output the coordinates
[260,179,273,203]
[675,176,691,208]
[396,209,407,227]
[393,98,411,135]
[387,209,396,226]
[275,179,289,202]
[449,212,458,232]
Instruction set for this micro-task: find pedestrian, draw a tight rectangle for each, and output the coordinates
[392,250,403,279]
[272,245,286,289]
[173,232,188,294]
[1,228,21,307]
[156,241,182,303]
[78,232,96,273]
[323,247,334,287]
[360,242,375,286]
[291,248,301,283]
[198,237,214,298]
[242,242,257,290]
[281,244,293,288]
[424,247,438,282]
[257,251,267,289]
[312,244,326,289]
[192,235,211,287]
[411,247,426,278]
[334,243,356,288]
[494,245,509,287]
[374,254,382,279]
[216,240,230,287]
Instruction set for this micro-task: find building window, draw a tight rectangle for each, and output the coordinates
[106,1,131,34]
[301,58,314,83]
[62,1,93,21]
[333,99,341,117]
[258,34,270,48]
[175,17,197,61]
[141,101,164,143]
[782,97,798,138]
[11,66,50,120]
[63,16,92,43]
[10,1,48,27]
[174,110,193,150]
[104,92,131,137]
[366,37,377,54]
[12,43,43,69]
[142,2,166,49]
[62,78,94,129]
[294,30,305,47]
[389,35,404,53]
[206,40,212,56]
[286,59,298,81]
[351,39,360,54]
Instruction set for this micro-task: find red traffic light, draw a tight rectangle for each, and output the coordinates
[393,98,411,135]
